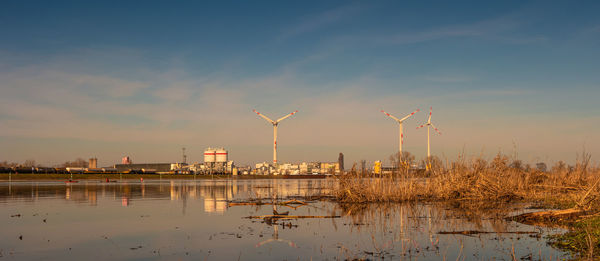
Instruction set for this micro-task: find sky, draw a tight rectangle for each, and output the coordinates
[1,1,599,167]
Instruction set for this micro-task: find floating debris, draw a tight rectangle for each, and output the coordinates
[244,215,340,220]
[229,199,308,207]
[438,230,539,235]
[508,208,591,226]
[273,210,289,215]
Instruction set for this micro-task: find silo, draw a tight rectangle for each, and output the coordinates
[215,148,228,163]
[204,148,216,163]
[89,158,98,169]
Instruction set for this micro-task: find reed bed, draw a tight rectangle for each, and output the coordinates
[333,152,600,258]
[333,153,600,211]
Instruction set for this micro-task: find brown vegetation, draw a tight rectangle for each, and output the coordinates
[334,152,600,213]
[334,151,600,258]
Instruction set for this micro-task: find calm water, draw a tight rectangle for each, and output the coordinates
[0,179,567,260]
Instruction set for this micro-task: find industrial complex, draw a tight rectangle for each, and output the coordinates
[0,108,437,176]
[63,143,344,176]
[112,146,343,176]
[113,147,235,175]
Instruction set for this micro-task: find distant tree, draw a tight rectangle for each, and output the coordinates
[401,152,416,166]
[61,158,87,168]
[389,151,416,174]
[23,159,37,167]
[535,162,547,172]
[419,155,444,175]
[509,160,523,171]
[0,161,19,167]
[429,156,443,174]
[389,153,399,169]
[552,160,567,174]
[524,164,532,172]
[575,149,592,175]
[360,160,366,175]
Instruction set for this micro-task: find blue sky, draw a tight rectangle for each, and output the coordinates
[1,1,599,167]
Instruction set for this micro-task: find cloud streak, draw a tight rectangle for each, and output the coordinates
[0,41,597,166]
[277,3,365,42]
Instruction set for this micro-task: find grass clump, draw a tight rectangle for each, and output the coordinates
[548,216,600,259]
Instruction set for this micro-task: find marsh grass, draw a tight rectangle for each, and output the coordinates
[334,152,600,258]
[548,216,600,259]
[334,152,600,212]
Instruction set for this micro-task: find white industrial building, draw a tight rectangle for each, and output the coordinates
[198,147,234,174]
[252,161,339,175]
[171,147,235,174]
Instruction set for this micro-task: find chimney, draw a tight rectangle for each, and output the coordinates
[338,153,344,173]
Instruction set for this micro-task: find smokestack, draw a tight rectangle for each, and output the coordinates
[338,153,344,173]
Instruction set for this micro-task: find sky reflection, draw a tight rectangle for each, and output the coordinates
[0,179,567,260]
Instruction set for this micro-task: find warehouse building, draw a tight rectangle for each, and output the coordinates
[114,163,174,173]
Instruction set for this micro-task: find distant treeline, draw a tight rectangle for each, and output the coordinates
[0,158,88,168]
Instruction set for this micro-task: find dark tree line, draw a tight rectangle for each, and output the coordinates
[0,158,88,168]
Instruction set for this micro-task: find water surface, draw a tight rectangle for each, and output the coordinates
[0,179,567,260]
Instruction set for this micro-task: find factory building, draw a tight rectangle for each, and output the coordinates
[196,147,231,174]
[320,162,340,174]
[252,161,339,175]
[114,163,174,173]
[187,147,234,174]
[111,147,234,175]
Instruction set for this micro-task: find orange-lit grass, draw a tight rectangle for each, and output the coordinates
[334,153,599,211]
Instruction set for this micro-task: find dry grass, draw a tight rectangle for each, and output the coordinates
[334,151,600,259]
[333,152,600,212]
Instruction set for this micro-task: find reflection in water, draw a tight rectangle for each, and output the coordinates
[255,222,297,249]
[0,179,332,214]
[336,203,528,258]
[0,179,567,260]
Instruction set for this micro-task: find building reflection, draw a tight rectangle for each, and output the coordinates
[0,179,330,214]
[121,197,129,206]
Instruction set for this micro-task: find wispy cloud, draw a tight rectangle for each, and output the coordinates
[374,16,546,45]
[277,3,365,42]
[424,74,476,83]
[1,67,149,100]
[0,44,597,165]
[570,24,600,42]
[316,9,547,50]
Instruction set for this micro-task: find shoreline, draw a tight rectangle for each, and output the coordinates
[0,173,330,180]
